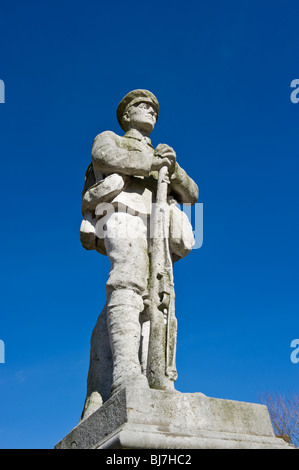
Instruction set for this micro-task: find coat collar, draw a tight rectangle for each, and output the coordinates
[124,128,153,148]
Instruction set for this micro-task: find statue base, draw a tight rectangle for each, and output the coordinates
[55,386,293,449]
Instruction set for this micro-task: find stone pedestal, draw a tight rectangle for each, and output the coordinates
[55,387,293,449]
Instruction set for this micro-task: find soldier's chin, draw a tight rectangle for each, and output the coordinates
[139,119,155,134]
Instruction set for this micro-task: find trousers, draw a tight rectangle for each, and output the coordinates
[104,211,150,392]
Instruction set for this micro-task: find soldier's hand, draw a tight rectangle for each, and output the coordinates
[152,144,176,173]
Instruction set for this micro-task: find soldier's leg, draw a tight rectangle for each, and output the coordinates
[104,211,149,393]
[106,289,148,393]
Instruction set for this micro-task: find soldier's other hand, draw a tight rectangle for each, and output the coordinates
[152,144,176,173]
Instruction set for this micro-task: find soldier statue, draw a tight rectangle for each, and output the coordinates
[80,90,198,420]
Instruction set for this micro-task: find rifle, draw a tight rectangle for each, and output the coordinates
[145,165,178,390]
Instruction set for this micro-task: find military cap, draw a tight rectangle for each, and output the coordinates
[117,89,159,130]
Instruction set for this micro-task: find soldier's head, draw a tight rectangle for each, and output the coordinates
[117,89,159,135]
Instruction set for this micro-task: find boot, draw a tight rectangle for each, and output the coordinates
[107,289,149,394]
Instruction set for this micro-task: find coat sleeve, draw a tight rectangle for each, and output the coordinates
[91,131,153,177]
[170,162,199,205]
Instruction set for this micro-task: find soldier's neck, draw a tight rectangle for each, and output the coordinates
[126,127,151,138]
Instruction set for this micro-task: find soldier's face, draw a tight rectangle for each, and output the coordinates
[124,102,157,134]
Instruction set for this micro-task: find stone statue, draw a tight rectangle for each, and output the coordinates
[56,90,293,450]
[80,90,198,420]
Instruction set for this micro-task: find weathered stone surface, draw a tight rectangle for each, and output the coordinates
[55,387,293,449]
[79,90,199,418]
[57,90,291,451]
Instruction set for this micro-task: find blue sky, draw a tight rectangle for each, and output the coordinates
[0,0,298,449]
